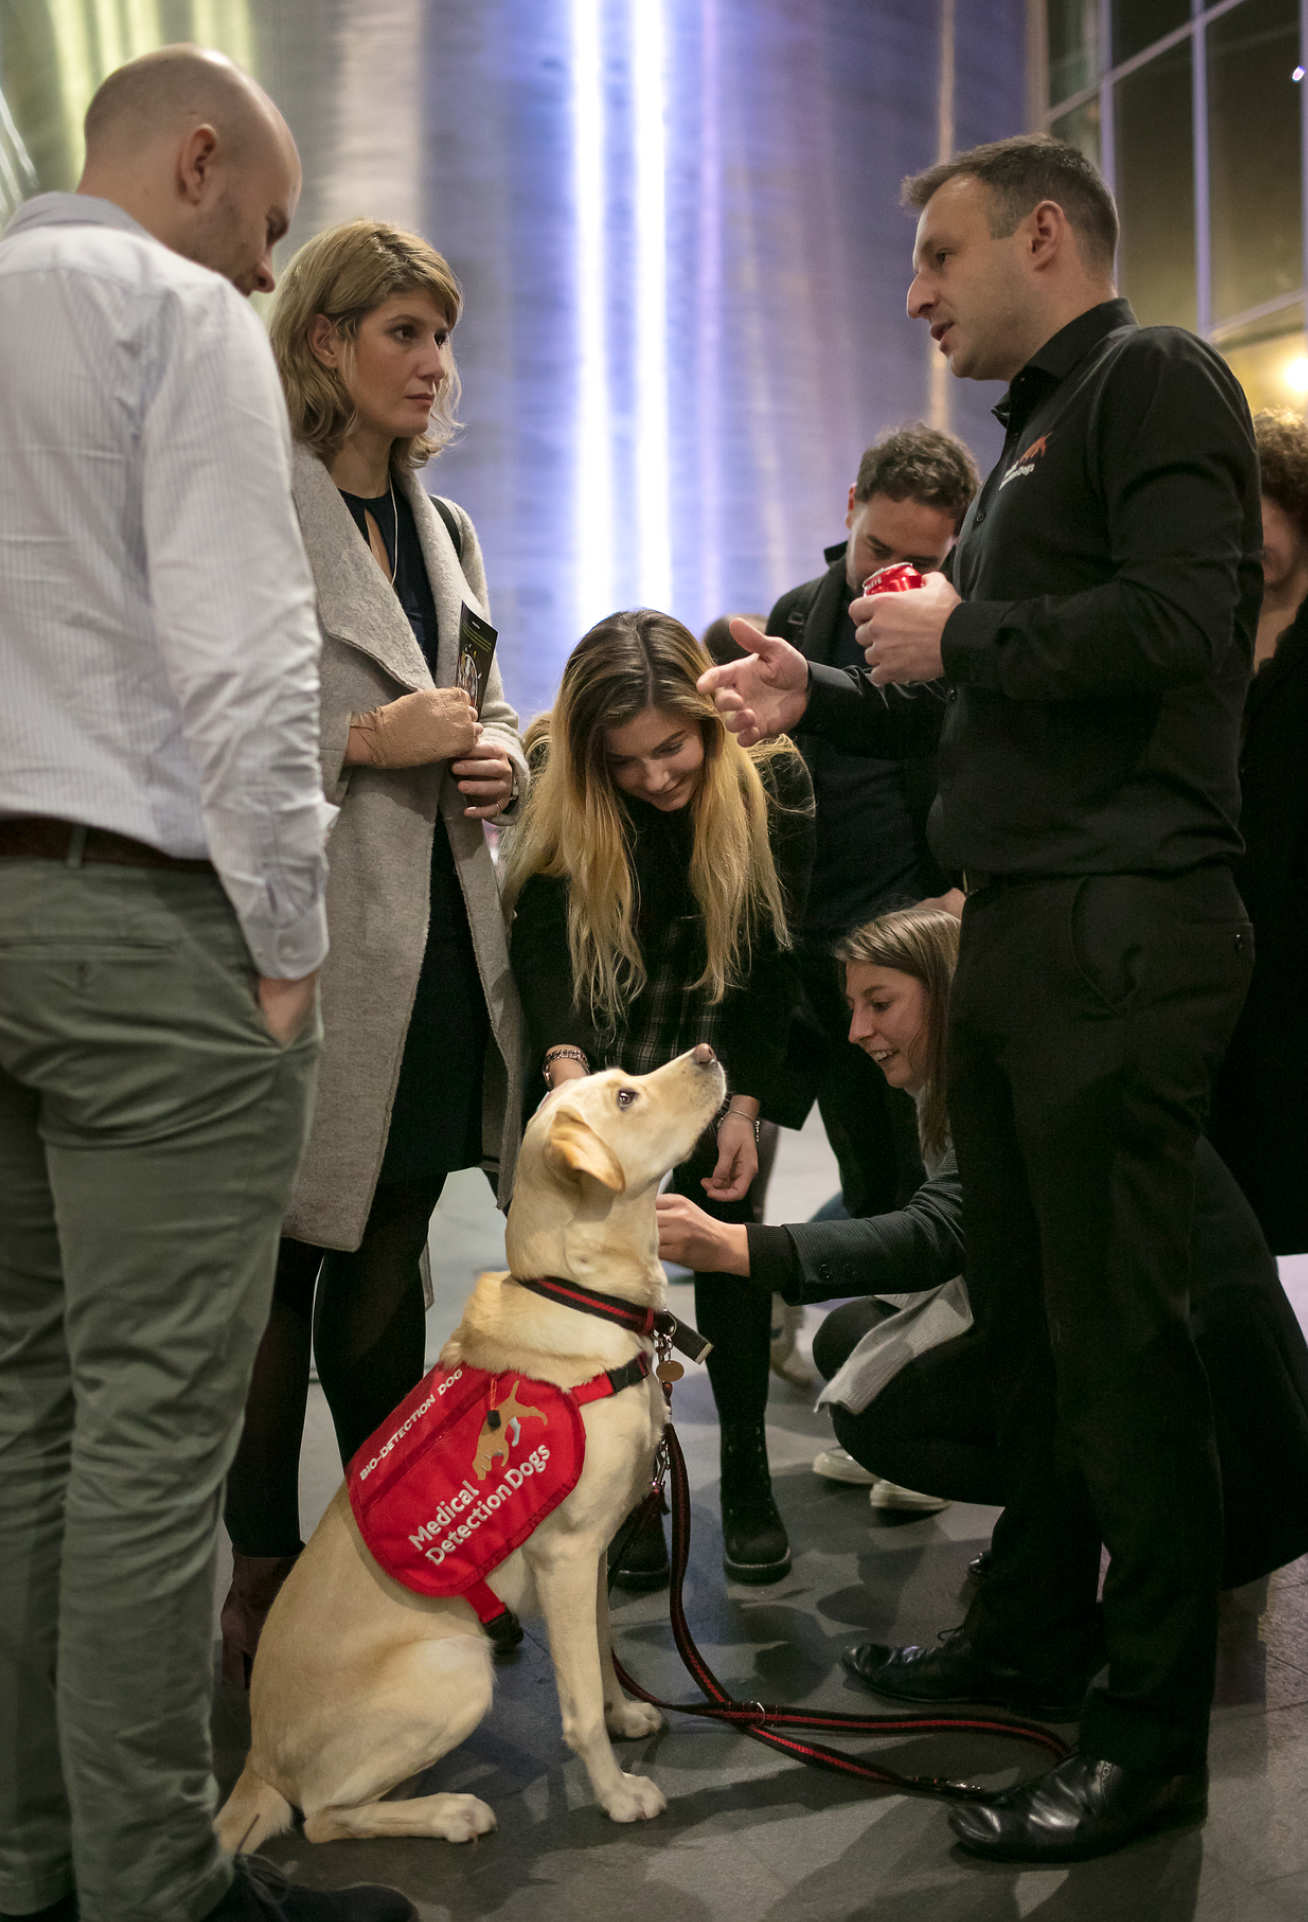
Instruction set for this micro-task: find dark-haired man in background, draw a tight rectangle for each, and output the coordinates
[700,135,1260,1863]
[769,426,976,1246]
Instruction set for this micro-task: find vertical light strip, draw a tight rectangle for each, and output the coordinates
[928,0,956,430]
[695,0,724,625]
[1097,0,1115,190]
[571,0,614,628]
[220,1,254,77]
[124,0,163,57]
[50,1,97,183]
[1192,15,1210,337]
[92,1,125,75]
[1301,0,1308,365]
[630,0,671,609]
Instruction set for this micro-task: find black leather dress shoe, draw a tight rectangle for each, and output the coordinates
[841,1625,1091,1721]
[949,1751,1209,1863]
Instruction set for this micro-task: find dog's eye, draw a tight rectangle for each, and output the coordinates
[615,1088,639,1109]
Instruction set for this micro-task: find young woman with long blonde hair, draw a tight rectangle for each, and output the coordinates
[505,608,814,1583]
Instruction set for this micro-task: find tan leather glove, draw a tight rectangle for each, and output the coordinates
[349,688,479,768]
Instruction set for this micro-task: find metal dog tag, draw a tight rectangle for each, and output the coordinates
[656,1359,684,1386]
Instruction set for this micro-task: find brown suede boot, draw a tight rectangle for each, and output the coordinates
[219,1549,301,1688]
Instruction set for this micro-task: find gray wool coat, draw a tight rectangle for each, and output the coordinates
[283,446,527,1249]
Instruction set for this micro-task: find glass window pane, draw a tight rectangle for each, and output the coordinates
[1208,0,1303,323]
[1111,1,1190,69]
[1051,97,1101,170]
[1217,304,1308,414]
[1115,42,1196,330]
[1048,0,1100,104]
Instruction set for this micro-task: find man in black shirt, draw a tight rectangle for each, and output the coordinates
[771,424,976,1225]
[700,135,1260,1863]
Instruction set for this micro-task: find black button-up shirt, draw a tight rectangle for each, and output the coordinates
[806,298,1262,878]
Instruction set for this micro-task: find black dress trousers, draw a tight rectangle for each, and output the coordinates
[951,867,1252,1772]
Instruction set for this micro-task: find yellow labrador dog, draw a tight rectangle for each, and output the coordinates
[217,1042,724,1852]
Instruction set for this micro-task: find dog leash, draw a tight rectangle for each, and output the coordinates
[610,1386,1073,1802]
[519,1271,1071,1797]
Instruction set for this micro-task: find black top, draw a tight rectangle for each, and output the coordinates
[511,751,815,1113]
[339,483,486,1182]
[804,299,1262,879]
[340,485,440,668]
[768,549,942,937]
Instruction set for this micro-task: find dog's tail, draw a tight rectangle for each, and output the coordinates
[215,1764,295,1854]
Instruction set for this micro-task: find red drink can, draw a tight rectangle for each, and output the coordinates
[863,562,925,596]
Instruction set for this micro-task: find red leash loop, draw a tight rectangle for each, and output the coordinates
[611,1419,1072,1802]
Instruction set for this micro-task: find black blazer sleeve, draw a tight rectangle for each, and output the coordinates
[745,1165,965,1305]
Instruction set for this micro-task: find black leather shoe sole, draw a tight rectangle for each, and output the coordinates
[949,1755,1208,1864]
[723,1544,792,1584]
[841,1640,1088,1722]
[609,1556,671,1592]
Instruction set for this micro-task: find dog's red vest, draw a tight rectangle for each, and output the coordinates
[347,1356,650,1625]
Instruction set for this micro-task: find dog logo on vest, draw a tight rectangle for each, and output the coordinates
[999,433,1050,489]
[472,1385,547,1480]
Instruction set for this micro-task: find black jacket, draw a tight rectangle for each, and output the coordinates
[768,549,947,924]
[1211,598,1308,1252]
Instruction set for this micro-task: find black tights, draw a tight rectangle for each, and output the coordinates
[669,1125,779,1429]
[224,1176,444,1557]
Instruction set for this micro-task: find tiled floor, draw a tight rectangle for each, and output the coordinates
[212,1118,1308,1921]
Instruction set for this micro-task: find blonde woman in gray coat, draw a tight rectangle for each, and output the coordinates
[221,220,527,1682]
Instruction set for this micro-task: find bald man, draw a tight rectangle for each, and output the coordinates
[0,47,411,1922]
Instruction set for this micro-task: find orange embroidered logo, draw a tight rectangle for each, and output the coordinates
[1000,433,1051,489]
[471,1385,547,1480]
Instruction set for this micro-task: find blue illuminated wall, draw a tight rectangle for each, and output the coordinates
[419,0,1030,718]
[0,0,1031,721]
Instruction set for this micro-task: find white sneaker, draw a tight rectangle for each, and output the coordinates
[811,1445,878,1486]
[867,1479,951,1512]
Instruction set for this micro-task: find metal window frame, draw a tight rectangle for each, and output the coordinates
[1039,0,1308,354]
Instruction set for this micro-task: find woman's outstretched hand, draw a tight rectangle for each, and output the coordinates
[656,1193,751,1276]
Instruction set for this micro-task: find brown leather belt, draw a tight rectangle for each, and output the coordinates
[0,818,214,874]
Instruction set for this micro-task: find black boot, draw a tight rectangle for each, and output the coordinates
[720,1420,790,1583]
[207,1854,415,1918]
[609,1498,670,1592]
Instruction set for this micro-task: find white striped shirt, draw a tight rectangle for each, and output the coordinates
[0,193,333,976]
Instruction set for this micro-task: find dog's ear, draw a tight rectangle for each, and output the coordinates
[544,1108,627,1193]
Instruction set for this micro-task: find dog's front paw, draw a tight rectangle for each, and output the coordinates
[436,1794,497,1843]
[601,1773,666,1823]
[606,1698,664,1740]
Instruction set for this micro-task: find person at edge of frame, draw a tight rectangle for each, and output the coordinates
[1210,408,1308,1259]
[0,45,415,1922]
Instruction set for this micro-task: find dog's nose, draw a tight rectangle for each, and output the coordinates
[692,1042,717,1066]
